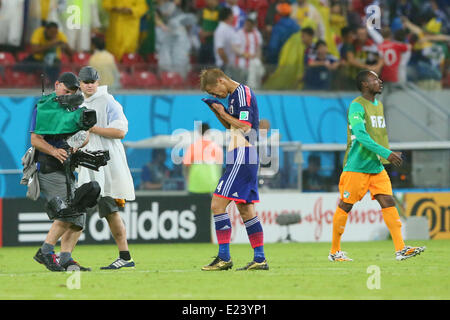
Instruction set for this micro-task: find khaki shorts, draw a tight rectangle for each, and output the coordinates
[339,169,393,204]
[97,196,120,218]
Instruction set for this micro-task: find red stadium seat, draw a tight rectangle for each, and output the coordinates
[17,51,31,62]
[160,71,185,89]
[61,64,74,73]
[146,53,158,66]
[7,71,37,88]
[121,53,148,72]
[121,53,142,66]
[186,70,200,89]
[60,54,70,65]
[0,74,6,87]
[72,52,91,66]
[120,71,135,88]
[0,52,16,65]
[134,71,160,89]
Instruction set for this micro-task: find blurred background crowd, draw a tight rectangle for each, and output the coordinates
[0,0,449,91]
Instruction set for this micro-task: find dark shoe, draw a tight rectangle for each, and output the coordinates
[33,248,65,272]
[61,259,92,271]
[100,258,135,270]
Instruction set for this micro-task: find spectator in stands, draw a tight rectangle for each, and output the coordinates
[16,22,73,85]
[214,7,240,79]
[337,26,360,90]
[263,0,286,44]
[377,27,411,85]
[302,154,325,191]
[49,0,101,52]
[304,40,339,90]
[198,0,220,65]
[290,0,325,40]
[354,26,384,75]
[88,36,120,89]
[155,0,197,79]
[301,27,316,66]
[103,0,148,62]
[0,0,26,53]
[183,122,223,194]
[221,0,246,30]
[265,2,300,65]
[234,14,265,88]
[329,1,347,45]
[140,148,171,190]
[402,15,450,88]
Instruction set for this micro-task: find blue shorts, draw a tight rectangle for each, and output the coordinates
[214,146,259,204]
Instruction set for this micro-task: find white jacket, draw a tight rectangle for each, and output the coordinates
[77,86,135,200]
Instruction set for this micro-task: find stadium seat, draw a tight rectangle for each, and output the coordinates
[186,70,200,89]
[0,52,15,65]
[0,74,6,87]
[160,71,185,89]
[72,52,91,66]
[60,64,74,73]
[134,71,160,89]
[7,71,37,88]
[60,54,70,65]
[121,53,147,72]
[146,53,158,66]
[120,71,135,88]
[16,51,30,62]
[121,53,142,66]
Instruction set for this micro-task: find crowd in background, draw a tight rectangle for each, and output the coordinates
[0,0,449,90]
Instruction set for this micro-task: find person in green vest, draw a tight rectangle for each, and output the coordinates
[183,122,223,194]
[329,70,426,262]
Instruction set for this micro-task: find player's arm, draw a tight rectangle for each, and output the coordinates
[89,126,125,139]
[90,96,128,139]
[210,102,251,133]
[348,102,393,160]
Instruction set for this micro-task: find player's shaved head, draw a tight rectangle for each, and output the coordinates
[199,68,231,91]
[356,70,375,91]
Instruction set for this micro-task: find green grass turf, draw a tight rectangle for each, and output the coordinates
[0,240,448,300]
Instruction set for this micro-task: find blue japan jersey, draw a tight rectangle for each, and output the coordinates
[227,84,259,132]
[212,84,260,204]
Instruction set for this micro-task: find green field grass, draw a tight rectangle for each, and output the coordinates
[0,240,449,300]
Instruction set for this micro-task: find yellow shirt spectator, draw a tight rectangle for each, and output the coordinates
[103,0,149,61]
[30,25,69,61]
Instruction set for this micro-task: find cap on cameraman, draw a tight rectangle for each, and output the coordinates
[78,66,100,82]
[57,72,80,91]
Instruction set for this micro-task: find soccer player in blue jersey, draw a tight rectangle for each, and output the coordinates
[199,68,268,271]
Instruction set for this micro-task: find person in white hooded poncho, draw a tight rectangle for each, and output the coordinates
[77,66,136,270]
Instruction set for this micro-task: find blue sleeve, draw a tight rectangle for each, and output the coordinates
[29,106,37,133]
[105,96,125,125]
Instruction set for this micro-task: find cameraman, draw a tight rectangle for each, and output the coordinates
[30,72,91,272]
[77,66,136,270]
